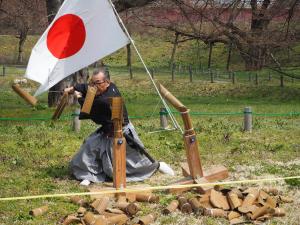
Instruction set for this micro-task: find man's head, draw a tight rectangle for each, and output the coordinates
[90,68,110,95]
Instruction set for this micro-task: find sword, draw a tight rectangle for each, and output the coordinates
[123,132,156,163]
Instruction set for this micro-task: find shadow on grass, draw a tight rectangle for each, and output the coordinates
[39,164,71,179]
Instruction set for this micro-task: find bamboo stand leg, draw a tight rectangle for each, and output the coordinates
[158,84,228,193]
[111,97,126,189]
[113,136,126,189]
[181,110,203,178]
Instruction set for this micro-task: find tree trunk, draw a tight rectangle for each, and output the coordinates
[113,0,156,12]
[17,28,28,64]
[242,43,268,71]
[47,68,89,106]
[208,42,213,69]
[242,0,271,70]
[196,40,202,69]
[170,32,179,69]
[46,0,62,107]
[127,44,133,79]
[46,0,61,23]
[17,40,24,64]
[226,42,232,71]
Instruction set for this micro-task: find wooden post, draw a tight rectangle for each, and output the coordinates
[244,107,252,132]
[210,69,214,83]
[255,73,258,85]
[280,75,284,87]
[72,108,81,132]
[189,65,193,83]
[228,71,231,79]
[226,42,232,71]
[160,108,168,129]
[171,63,176,82]
[150,68,154,79]
[208,42,213,69]
[268,72,271,81]
[182,116,204,178]
[111,97,126,189]
[128,67,133,80]
[170,32,179,71]
[2,65,5,76]
[159,84,203,178]
[232,72,235,84]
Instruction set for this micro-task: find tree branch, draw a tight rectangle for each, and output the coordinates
[113,0,157,12]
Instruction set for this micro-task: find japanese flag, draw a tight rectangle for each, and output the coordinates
[25,0,130,96]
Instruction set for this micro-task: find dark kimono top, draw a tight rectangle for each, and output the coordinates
[74,83,129,133]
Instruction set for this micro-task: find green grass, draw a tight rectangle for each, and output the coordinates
[0,71,300,224]
[1,34,229,68]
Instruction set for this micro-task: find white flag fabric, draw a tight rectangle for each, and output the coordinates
[25,0,130,96]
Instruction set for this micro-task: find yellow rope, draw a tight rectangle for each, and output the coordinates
[0,176,299,201]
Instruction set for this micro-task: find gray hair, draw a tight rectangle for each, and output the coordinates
[92,67,110,80]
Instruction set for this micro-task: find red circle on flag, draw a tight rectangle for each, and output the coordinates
[47,14,86,59]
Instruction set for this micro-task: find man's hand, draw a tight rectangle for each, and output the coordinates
[64,86,74,94]
[74,91,82,99]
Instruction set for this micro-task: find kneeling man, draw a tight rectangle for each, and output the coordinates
[65,68,174,185]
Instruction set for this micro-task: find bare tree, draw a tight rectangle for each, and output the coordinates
[0,0,46,64]
[113,0,157,12]
[45,0,61,23]
[132,0,300,71]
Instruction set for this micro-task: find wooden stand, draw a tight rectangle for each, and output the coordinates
[110,97,126,189]
[158,84,228,194]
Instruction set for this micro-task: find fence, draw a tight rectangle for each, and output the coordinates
[0,108,299,137]
[1,64,299,87]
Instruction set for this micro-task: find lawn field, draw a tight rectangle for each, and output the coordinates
[0,34,239,68]
[0,70,299,224]
[1,33,300,73]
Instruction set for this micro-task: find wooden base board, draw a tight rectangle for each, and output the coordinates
[181,163,229,181]
[169,163,229,194]
[168,176,194,194]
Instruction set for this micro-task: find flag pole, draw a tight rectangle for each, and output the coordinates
[107,0,183,133]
